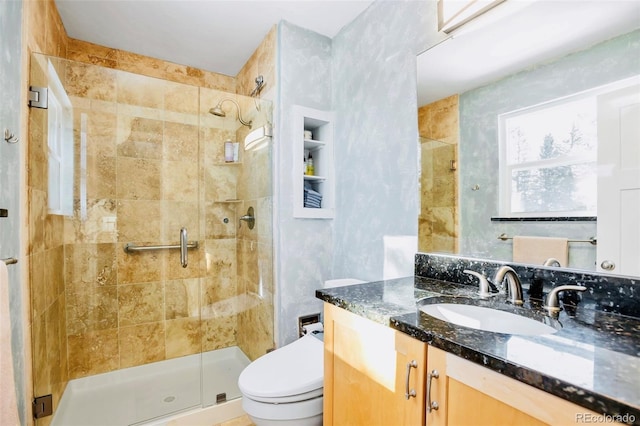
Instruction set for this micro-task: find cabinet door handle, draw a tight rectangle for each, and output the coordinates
[427,369,440,412]
[404,360,418,400]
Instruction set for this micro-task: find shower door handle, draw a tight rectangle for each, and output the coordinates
[180,227,188,268]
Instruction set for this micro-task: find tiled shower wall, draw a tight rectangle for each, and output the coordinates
[65,38,235,92]
[23,2,72,423]
[417,94,459,254]
[235,27,276,361]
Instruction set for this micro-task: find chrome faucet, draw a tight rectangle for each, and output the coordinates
[492,266,524,305]
[544,285,587,313]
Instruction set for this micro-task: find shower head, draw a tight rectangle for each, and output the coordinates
[208,98,252,128]
[209,106,226,117]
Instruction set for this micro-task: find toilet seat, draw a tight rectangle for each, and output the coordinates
[238,333,324,403]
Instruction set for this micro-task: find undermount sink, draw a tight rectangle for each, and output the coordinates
[420,303,558,336]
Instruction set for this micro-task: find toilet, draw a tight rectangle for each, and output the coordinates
[238,332,324,426]
[238,278,365,426]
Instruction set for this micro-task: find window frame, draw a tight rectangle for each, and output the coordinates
[46,60,74,216]
[498,90,599,218]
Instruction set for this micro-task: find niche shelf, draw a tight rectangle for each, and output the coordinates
[215,199,242,204]
[213,162,243,166]
[293,105,335,219]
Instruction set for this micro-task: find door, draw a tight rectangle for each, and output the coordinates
[426,346,595,426]
[597,81,640,275]
[324,303,426,426]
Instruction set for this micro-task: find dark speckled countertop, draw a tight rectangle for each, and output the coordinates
[316,275,640,424]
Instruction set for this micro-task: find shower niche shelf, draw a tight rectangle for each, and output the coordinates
[304,175,326,182]
[293,105,334,219]
[215,199,243,204]
[214,161,243,166]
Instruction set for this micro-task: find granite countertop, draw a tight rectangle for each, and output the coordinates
[316,276,640,424]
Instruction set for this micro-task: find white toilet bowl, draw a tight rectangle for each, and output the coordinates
[238,333,324,426]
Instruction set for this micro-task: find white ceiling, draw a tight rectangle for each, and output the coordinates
[53,1,640,103]
[55,0,374,77]
[417,1,640,106]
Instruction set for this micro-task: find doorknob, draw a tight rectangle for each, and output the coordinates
[600,260,616,271]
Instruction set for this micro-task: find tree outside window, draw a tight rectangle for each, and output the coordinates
[500,95,597,217]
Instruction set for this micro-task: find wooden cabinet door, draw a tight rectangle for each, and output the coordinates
[424,345,448,426]
[426,346,602,426]
[324,303,426,426]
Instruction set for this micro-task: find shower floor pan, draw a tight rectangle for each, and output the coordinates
[52,346,251,426]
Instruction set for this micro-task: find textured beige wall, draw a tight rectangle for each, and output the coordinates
[418,94,459,254]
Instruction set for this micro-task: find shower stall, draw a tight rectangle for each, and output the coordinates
[28,53,274,425]
[418,136,458,254]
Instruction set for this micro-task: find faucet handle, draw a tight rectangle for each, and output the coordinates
[463,270,493,297]
[544,285,587,313]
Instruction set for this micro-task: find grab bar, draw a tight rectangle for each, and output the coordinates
[123,242,199,252]
[497,233,597,245]
[1,257,18,265]
[125,228,194,268]
[180,227,188,268]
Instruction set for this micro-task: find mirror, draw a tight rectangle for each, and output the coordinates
[416,1,640,277]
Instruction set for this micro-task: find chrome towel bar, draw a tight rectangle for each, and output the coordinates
[497,233,597,245]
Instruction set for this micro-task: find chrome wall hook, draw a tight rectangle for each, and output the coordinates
[4,129,19,144]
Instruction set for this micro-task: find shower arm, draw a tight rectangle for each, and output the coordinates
[217,99,252,128]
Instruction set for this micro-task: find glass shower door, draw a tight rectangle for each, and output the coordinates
[29,52,275,425]
[199,89,274,407]
[29,53,205,424]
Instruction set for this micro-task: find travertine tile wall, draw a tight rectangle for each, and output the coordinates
[23,2,276,423]
[65,38,236,92]
[417,94,459,254]
[62,61,191,376]
[235,26,276,359]
[236,27,277,98]
[23,2,70,425]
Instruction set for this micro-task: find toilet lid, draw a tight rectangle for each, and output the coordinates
[238,334,324,399]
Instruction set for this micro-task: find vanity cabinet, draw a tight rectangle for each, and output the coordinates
[324,303,608,426]
[323,303,426,426]
[292,105,335,219]
[425,346,604,426]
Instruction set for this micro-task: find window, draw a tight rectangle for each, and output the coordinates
[47,60,74,216]
[499,93,598,217]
